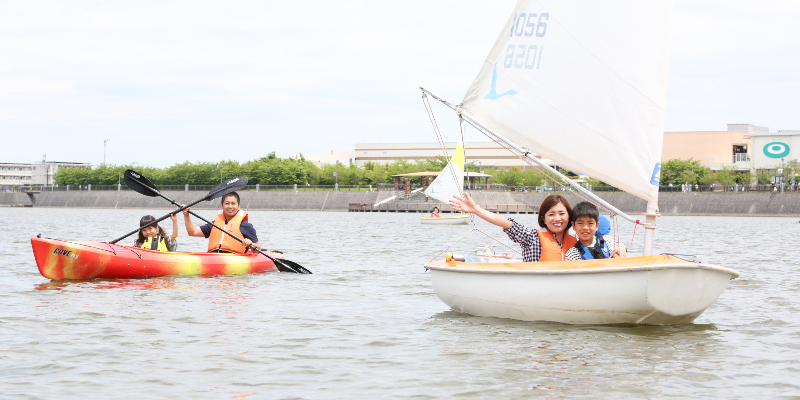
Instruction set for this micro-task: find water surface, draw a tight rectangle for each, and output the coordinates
[1,208,798,398]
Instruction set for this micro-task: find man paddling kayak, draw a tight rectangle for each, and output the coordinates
[182,191,261,253]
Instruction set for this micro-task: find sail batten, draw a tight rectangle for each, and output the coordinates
[462,0,673,208]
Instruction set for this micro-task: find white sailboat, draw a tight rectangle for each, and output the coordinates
[422,0,739,325]
[421,141,470,225]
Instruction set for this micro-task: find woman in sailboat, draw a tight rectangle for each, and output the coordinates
[430,207,441,218]
[450,193,580,262]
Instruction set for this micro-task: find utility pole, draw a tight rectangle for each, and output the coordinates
[104,139,110,165]
[42,154,46,187]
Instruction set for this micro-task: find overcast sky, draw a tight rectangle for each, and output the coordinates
[1,1,798,167]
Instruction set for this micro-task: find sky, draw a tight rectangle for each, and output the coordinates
[1,0,798,167]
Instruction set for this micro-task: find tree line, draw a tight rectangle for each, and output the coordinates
[660,158,797,186]
[54,153,792,188]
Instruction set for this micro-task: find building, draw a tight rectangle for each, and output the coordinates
[307,123,798,176]
[749,131,799,170]
[662,123,798,173]
[306,142,552,169]
[0,161,92,187]
[662,123,769,171]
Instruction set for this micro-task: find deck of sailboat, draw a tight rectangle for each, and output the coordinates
[425,255,739,277]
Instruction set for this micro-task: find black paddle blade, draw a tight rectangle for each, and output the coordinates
[281,258,312,274]
[206,176,249,201]
[124,169,160,197]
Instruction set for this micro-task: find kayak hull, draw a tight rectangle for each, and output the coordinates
[31,237,278,280]
[420,215,470,225]
[425,255,739,325]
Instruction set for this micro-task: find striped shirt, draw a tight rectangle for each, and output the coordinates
[503,218,581,262]
[565,235,617,260]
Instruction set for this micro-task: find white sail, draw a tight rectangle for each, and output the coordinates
[462,0,673,209]
[424,141,465,204]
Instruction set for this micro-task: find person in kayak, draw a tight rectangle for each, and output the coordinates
[450,193,579,262]
[565,201,627,260]
[182,191,261,253]
[133,213,179,252]
[431,207,441,218]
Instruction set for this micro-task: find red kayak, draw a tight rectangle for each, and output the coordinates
[31,236,278,279]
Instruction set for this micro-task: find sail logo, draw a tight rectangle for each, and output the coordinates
[763,142,790,158]
[650,163,661,186]
[485,64,517,100]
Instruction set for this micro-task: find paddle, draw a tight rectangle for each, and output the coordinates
[123,170,312,274]
[108,171,249,245]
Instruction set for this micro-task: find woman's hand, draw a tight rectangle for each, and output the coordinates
[450,193,478,214]
[169,213,177,223]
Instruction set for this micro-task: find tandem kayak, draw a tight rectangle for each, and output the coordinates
[31,236,278,280]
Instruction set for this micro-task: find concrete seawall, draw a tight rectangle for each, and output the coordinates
[26,190,397,211]
[3,190,799,216]
[0,192,32,207]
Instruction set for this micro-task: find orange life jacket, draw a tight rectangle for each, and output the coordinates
[536,230,577,262]
[207,210,249,253]
[431,212,441,218]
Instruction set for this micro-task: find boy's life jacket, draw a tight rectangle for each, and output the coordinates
[141,234,169,252]
[208,210,249,253]
[431,212,441,218]
[537,230,577,262]
[574,236,611,260]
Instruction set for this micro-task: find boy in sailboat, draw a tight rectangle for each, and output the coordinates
[450,193,580,262]
[566,202,627,260]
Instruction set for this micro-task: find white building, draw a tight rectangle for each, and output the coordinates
[748,131,799,170]
[0,161,92,186]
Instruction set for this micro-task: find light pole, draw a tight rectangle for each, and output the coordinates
[42,154,47,187]
[104,139,110,165]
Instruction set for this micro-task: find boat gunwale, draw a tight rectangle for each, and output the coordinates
[424,259,739,278]
[33,237,268,259]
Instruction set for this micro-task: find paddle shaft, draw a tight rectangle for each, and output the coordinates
[149,192,301,274]
[108,198,206,244]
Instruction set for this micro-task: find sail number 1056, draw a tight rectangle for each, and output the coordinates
[509,12,548,37]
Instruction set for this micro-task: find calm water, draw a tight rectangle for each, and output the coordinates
[1,208,798,398]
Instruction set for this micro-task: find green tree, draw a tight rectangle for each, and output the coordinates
[661,158,709,185]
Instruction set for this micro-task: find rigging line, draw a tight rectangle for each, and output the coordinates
[458,115,475,223]
[473,227,522,255]
[423,93,461,199]
[423,93,461,206]
[427,227,477,264]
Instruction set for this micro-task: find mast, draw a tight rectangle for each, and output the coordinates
[421,87,656,249]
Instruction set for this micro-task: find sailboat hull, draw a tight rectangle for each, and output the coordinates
[425,255,738,325]
[420,215,470,225]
